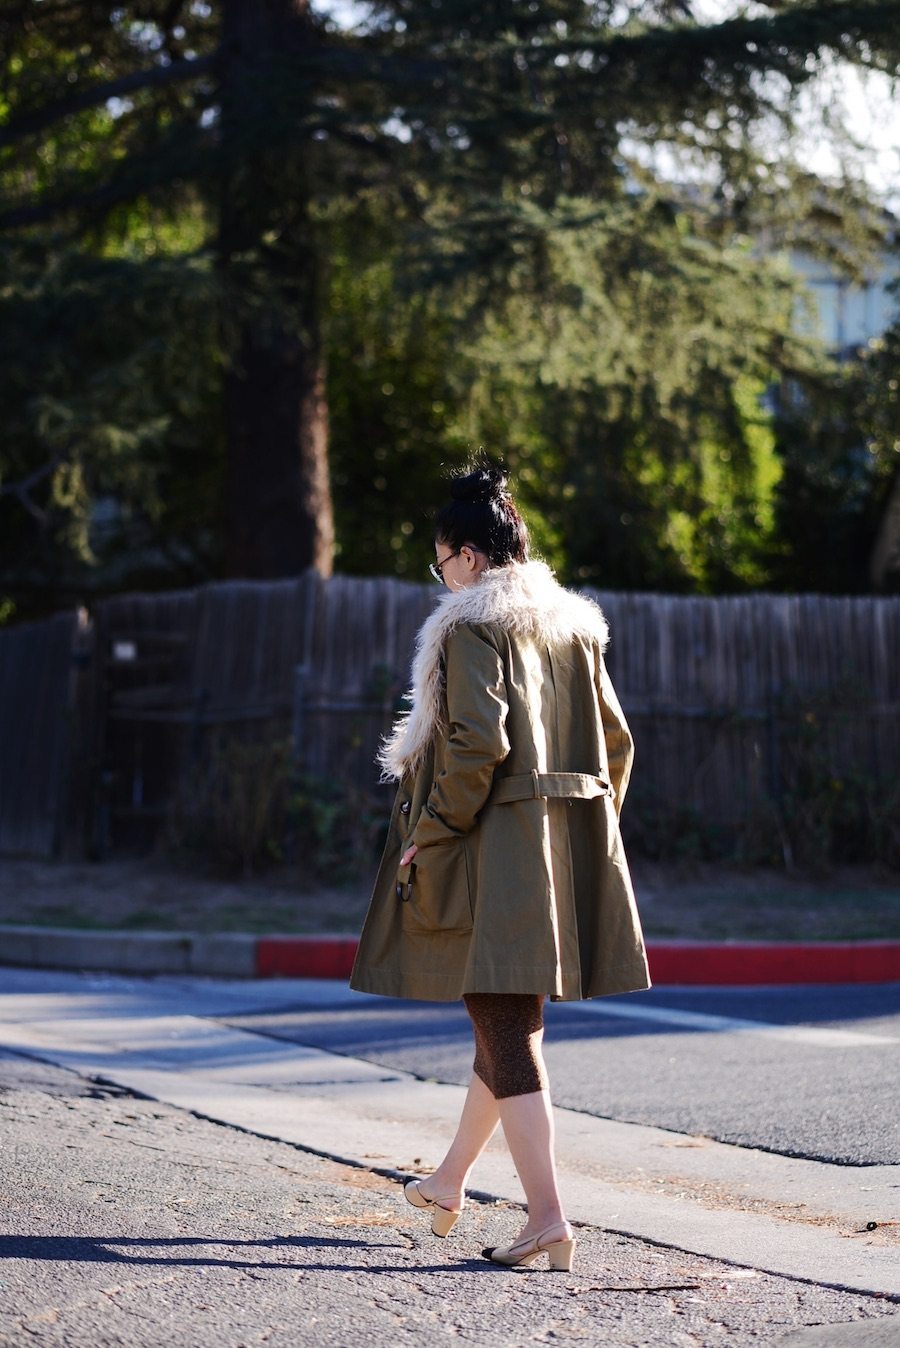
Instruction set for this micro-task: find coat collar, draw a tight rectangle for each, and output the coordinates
[377,558,610,782]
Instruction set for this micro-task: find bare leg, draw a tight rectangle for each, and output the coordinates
[497,1088,570,1240]
[416,1072,500,1210]
[454,991,569,1239]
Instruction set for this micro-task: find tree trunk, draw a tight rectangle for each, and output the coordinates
[218,0,334,578]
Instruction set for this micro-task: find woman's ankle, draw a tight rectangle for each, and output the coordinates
[523,1210,568,1235]
[420,1169,466,1200]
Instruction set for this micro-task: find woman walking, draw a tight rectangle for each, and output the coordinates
[349,462,650,1271]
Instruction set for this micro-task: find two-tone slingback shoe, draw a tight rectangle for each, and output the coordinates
[403,1178,464,1238]
[482,1220,576,1270]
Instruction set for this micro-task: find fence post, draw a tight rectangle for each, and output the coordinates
[58,607,96,860]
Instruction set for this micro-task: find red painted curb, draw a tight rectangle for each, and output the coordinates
[256,935,359,979]
[252,936,900,984]
[646,941,900,986]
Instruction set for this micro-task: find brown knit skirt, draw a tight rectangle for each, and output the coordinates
[463,992,550,1099]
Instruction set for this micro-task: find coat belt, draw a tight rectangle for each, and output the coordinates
[489,769,612,805]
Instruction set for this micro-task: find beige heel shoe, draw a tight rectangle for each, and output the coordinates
[403,1178,464,1238]
[482,1221,576,1270]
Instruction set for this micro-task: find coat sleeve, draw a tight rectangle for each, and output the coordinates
[595,649,634,816]
[410,622,511,849]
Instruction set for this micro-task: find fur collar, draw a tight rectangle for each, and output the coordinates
[377,558,610,782]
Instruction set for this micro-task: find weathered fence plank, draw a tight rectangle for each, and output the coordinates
[0,611,80,857]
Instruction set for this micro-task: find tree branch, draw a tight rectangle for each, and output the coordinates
[291,45,450,86]
[530,1,900,75]
[0,49,219,149]
[0,119,214,231]
[0,450,67,526]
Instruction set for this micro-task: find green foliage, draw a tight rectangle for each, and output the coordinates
[766,685,899,875]
[870,778,900,871]
[164,725,387,883]
[453,199,799,590]
[0,240,224,610]
[625,686,900,875]
[165,732,294,879]
[2,0,899,600]
[324,199,473,578]
[768,310,900,593]
[623,793,732,865]
[285,773,387,885]
[326,188,809,589]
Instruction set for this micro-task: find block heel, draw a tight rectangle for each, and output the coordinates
[430,1203,461,1237]
[546,1238,576,1271]
[403,1178,464,1238]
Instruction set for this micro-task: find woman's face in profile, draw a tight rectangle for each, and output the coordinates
[433,540,489,590]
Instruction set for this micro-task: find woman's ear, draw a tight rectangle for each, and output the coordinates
[467,546,489,574]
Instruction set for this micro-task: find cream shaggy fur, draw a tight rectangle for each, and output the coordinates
[377,558,610,782]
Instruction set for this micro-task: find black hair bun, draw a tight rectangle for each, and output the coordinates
[450,463,509,504]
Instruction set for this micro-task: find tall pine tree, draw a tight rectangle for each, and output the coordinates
[1,0,897,587]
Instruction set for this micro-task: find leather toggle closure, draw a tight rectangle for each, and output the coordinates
[489,769,613,805]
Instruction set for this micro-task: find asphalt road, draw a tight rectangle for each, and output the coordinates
[2,1050,898,1348]
[221,983,900,1166]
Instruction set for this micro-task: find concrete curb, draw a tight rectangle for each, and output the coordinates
[1,924,899,983]
[0,926,257,978]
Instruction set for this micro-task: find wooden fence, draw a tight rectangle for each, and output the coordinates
[1,573,898,860]
[595,591,900,859]
[0,609,84,858]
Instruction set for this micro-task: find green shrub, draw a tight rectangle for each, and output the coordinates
[163,731,293,878]
[285,774,387,886]
[163,728,387,883]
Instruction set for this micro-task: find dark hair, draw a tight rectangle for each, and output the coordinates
[433,458,529,567]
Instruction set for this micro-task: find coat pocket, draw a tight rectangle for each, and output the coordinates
[401,839,473,934]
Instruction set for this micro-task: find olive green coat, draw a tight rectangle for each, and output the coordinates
[349,560,651,1002]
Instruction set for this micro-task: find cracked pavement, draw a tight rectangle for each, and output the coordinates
[2,1052,899,1348]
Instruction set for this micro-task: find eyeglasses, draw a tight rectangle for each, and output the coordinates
[428,545,483,584]
[429,549,461,583]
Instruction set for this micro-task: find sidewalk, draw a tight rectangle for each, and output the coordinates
[3,1041,897,1348]
[1,968,898,1309]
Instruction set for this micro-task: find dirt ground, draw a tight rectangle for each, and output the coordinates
[0,853,898,941]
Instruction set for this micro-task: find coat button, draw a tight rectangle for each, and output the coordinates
[399,800,411,815]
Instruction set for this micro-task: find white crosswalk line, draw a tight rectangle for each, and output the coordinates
[568,999,899,1047]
